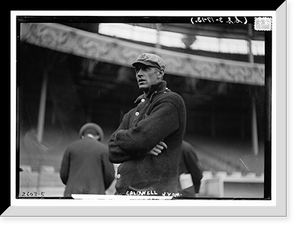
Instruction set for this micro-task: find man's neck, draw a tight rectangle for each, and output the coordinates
[86,134,98,141]
[143,80,166,97]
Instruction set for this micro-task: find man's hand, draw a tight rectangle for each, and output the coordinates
[149,141,168,156]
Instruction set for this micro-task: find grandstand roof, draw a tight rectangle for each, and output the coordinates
[20,22,265,86]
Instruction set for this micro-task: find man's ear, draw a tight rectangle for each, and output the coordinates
[157,71,163,79]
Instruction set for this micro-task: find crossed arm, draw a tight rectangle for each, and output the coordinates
[108,101,179,163]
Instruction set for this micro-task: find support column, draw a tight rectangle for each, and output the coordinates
[86,100,93,122]
[211,112,216,138]
[241,115,245,139]
[37,71,48,143]
[155,23,162,50]
[251,97,259,155]
[248,24,258,155]
[247,24,254,64]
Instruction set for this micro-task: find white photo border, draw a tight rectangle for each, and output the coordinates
[4,4,287,217]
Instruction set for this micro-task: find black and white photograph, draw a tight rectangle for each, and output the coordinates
[4,5,288,218]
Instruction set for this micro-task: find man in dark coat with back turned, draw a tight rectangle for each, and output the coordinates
[108,53,186,196]
[60,123,115,197]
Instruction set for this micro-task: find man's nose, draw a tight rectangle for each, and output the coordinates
[136,69,143,77]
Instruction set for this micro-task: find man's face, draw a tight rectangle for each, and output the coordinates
[135,65,162,89]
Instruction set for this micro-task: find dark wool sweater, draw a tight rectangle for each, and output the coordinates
[108,81,186,195]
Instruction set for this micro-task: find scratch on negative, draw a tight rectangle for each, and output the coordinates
[239,158,255,176]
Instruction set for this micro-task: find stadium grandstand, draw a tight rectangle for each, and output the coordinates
[17,18,269,198]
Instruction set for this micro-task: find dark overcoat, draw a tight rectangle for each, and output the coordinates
[108,81,186,195]
[60,137,115,197]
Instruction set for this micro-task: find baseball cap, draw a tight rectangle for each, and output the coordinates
[132,53,165,71]
[79,123,104,141]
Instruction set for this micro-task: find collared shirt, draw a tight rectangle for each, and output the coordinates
[132,81,170,128]
[134,80,170,104]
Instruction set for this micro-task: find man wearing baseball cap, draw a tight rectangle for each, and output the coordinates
[108,53,186,196]
[60,123,115,197]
